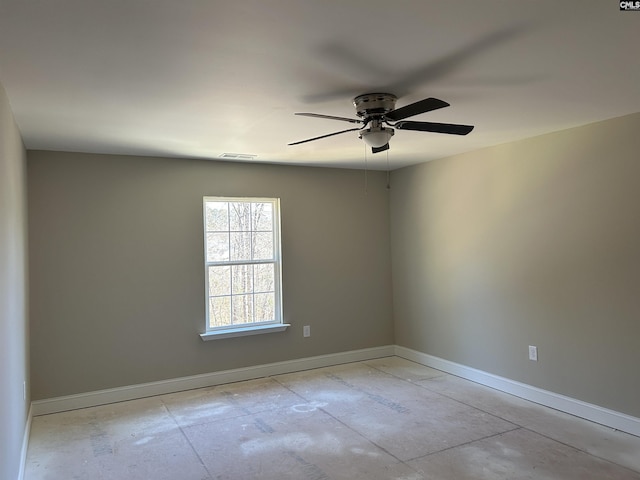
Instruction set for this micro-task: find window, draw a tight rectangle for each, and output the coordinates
[201,197,286,340]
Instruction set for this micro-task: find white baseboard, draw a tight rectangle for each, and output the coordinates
[31,345,395,416]
[394,345,640,438]
[19,403,32,480]
[30,344,640,438]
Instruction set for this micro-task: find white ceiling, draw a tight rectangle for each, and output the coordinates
[1,1,639,170]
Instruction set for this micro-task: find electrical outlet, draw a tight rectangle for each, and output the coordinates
[23,381,26,400]
[303,325,311,337]
[528,345,538,362]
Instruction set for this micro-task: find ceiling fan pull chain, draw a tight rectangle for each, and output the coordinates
[386,150,391,190]
[364,142,368,195]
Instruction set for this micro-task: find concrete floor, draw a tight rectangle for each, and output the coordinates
[26,356,640,479]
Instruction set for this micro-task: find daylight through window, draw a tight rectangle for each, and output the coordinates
[203,197,282,333]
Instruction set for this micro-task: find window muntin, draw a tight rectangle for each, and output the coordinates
[203,198,282,332]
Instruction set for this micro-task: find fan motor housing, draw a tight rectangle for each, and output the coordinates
[353,93,397,118]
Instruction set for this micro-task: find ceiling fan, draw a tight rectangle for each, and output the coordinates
[288,93,474,153]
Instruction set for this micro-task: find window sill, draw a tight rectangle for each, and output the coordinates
[200,323,290,341]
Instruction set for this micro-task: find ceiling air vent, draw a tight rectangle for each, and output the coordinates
[219,153,258,160]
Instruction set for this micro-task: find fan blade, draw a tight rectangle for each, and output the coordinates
[395,121,474,135]
[385,98,450,121]
[371,143,390,154]
[288,127,362,146]
[295,113,362,124]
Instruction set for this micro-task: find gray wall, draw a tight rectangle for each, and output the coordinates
[0,83,29,480]
[391,113,640,418]
[27,151,393,400]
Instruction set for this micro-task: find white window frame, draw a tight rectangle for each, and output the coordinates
[200,196,288,340]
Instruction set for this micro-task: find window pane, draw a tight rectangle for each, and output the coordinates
[230,202,251,231]
[208,266,231,296]
[205,202,229,231]
[254,293,275,322]
[252,232,273,260]
[204,197,281,332]
[254,263,274,293]
[206,233,229,262]
[252,202,273,231]
[209,296,231,328]
[232,294,253,325]
[231,264,253,294]
[230,232,251,261]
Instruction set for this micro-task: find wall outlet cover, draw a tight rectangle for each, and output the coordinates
[529,345,538,361]
[303,325,311,337]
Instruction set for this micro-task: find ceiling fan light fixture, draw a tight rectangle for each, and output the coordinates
[360,127,394,148]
